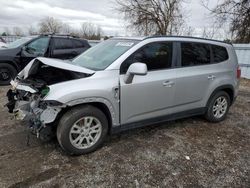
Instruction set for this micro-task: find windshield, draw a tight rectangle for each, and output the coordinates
[71,39,138,70]
[6,37,32,49]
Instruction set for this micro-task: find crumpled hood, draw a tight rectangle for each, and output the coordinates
[19,57,95,79]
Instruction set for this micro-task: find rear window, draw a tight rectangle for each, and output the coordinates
[212,45,229,63]
[181,42,210,66]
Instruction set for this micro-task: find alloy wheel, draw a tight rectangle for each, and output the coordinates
[212,96,228,119]
[69,116,102,149]
[0,68,11,81]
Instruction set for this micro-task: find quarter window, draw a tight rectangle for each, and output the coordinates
[181,42,210,66]
[212,45,228,63]
[121,42,173,73]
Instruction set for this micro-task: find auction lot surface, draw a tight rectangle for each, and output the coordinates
[0,80,250,188]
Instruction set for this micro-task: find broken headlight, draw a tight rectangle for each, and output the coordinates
[39,100,64,109]
[41,86,50,97]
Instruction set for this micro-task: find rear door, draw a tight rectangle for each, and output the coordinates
[173,42,214,111]
[51,38,77,59]
[120,41,177,125]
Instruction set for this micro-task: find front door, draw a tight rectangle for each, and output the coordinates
[119,41,176,125]
[21,37,50,66]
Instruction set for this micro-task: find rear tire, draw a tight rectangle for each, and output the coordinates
[0,63,17,85]
[205,91,230,122]
[56,105,108,155]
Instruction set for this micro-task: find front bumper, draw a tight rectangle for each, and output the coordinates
[13,101,62,124]
[6,87,63,139]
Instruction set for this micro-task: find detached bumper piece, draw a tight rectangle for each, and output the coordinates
[29,119,55,141]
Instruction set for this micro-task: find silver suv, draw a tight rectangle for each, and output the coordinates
[6,36,240,155]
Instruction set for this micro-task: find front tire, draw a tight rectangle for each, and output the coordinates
[205,91,230,122]
[0,63,17,85]
[57,105,108,155]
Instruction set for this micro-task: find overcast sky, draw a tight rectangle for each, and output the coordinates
[0,0,219,36]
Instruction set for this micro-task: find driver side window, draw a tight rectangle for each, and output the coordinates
[120,42,173,74]
[26,37,49,55]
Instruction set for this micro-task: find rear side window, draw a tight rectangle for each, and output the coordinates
[72,40,86,48]
[181,42,210,66]
[121,42,173,73]
[212,45,228,63]
[54,38,73,50]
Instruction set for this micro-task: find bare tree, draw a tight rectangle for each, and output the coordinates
[176,24,194,36]
[80,22,103,40]
[13,27,23,36]
[61,23,73,34]
[116,0,185,35]
[39,17,63,34]
[201,26,216,39]
[184,26,195,36]
[202,0,250,43]
[28,26,38,35]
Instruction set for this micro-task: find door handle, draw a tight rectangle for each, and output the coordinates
[208,75,216,80]
[163,81,175,87]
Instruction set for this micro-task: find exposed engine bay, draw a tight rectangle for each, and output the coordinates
[25,61,87,86]
[5,58,92,140]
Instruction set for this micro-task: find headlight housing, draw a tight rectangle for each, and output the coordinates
[41,86,50,97]
[39,100,64,109]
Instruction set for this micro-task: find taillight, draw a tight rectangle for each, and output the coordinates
[237,66,241,79]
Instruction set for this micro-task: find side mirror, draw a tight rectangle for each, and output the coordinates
[124,62,147,84]
[21,46,27,51]
[20,46,27,56]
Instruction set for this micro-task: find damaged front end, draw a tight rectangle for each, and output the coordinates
[5,57,94,140]
[6,79,64,140]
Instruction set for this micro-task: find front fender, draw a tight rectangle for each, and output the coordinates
[43,70,120,126]
[66,97,118,126]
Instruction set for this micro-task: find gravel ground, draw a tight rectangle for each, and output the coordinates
[0,79,249,188]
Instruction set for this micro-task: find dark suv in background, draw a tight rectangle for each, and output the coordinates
[0,34,90,85]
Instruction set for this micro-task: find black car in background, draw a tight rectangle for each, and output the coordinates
[0,34,90,85]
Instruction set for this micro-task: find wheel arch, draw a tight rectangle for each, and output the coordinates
[0,60,20,72]
[206,85,234,107]
[89,102,113,134]
[55,99,116,134]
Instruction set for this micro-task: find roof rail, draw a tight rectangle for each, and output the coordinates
[40,33,79,38]
[144,35,232,45]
